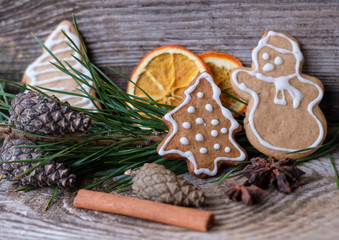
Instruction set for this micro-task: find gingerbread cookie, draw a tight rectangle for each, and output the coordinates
[23,20,96,109]
[231,30,327,159]
[157,72,247,178]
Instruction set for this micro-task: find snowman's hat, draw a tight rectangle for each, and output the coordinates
[263,30,300,54]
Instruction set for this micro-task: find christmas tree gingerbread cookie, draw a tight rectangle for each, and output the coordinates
[231,30,327,159]
[22,20,96,109]
[157,72,247,178]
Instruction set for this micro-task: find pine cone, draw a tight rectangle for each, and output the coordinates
[9,91,91,135]
[131,163,206,207]
[0,137,75,188]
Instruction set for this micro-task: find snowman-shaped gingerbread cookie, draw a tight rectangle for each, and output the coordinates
[231,30,327,159]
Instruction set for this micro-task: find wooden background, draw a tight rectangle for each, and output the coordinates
[0,1,338,239]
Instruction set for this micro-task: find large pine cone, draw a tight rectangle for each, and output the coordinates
[9,91,91,135]
[0,137,75,188]
[132,163,206,207]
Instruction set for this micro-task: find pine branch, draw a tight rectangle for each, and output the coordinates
[0,15,338,194]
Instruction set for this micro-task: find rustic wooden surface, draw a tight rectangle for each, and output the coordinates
[0,1,338,239]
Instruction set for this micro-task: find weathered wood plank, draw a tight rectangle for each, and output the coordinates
[0,151,338,239]
[0,1,338,239]
[0,0,338,115]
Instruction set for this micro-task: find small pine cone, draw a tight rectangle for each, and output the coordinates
[0,137,75,188]
[131,163,206,207]
[9,91,91,135]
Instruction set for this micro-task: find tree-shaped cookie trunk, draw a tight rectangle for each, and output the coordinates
[157,72,247,178]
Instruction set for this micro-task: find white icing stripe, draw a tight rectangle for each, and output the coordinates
[46,87,66,91]
[24,23,96,110]
[36,76,73,85]
[232,30,324,152]
[158,72,246,176]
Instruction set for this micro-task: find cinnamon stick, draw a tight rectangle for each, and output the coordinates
[74,189,214,232]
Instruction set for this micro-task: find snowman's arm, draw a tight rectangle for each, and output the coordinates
[231,69,259,97]
[300,73,324,95]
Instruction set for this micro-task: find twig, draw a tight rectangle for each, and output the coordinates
[0,127,166,146]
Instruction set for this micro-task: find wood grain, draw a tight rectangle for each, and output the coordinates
[0,0,338,115]
[0,151,338,239]
[0,1,338,239]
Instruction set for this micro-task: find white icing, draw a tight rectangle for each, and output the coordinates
[274,56,283,65]
[214,144,220,150]
[205,104,213,112]
[221,128,228,134]
[195,133,204,142]
[180,137,189,145]
[262,52,269,60]
[197,92,204,98]
[211,130,218,137]
[158,72,246,176]
[225,147,231,153]
[211,119,219,125]
[200,148,207,154]
[182,122,191,129]
[263,63,275,72]
[231,30,324,152]
[187,106,195,113]
[24,23,95,109]
[196,118,204,124]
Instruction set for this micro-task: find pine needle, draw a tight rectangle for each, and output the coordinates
[328,153,339,190]
[45,186,59,211]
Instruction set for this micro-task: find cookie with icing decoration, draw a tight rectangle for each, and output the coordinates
[157,72,247,178]
[22,20,97,110]
[231,30,327,159]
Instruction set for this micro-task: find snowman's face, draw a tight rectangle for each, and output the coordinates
[257,47,296,77]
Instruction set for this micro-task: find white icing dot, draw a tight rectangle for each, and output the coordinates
[180,137,189,145]
[262,63,274,72]
[262,52,269,60]
[200,148,207,154]
[205,104,213,112]
[221,128,228,134]
[211,119,219,125]
[182,122,191,129]
[225,147,231,153]
[187,106,195,113]
[197,92,204,98]
[195,133,204,142]
[214,144,220,150]
[211,130,218,137]
[274,56,283,65]
[196,118,204,124]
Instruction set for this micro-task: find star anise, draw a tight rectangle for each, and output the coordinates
[225,179,265,206]
[242,157,305,194]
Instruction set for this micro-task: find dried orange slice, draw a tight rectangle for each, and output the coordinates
[128,45,209,106]
[200,51,246,114]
